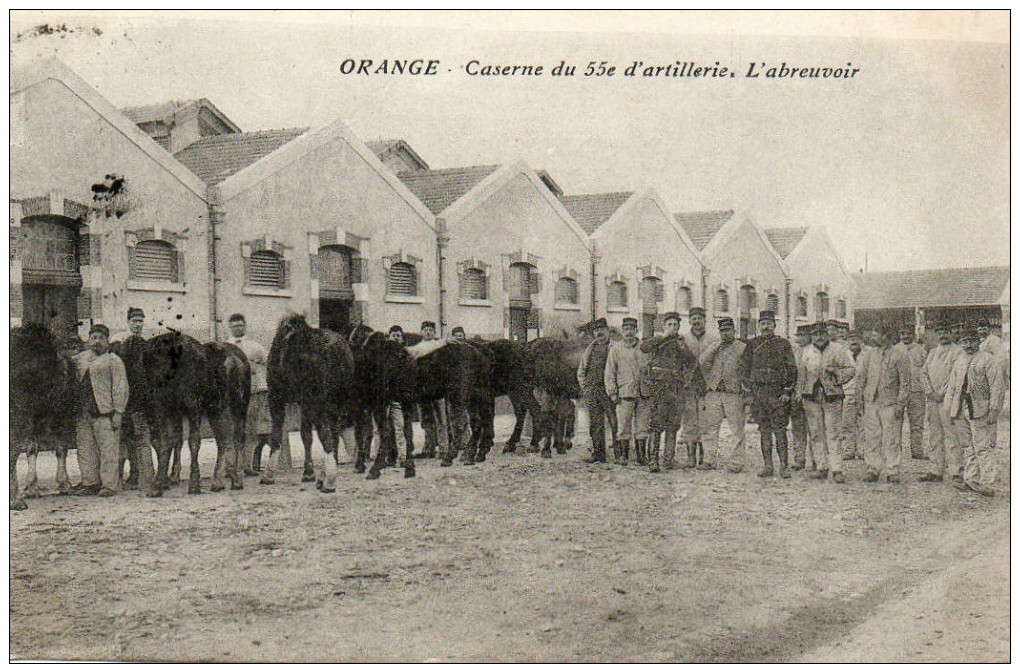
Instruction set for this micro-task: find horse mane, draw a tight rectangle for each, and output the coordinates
[406,338,449,359]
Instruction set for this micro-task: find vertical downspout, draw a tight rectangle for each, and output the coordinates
[700,263,708,312]
[436,217,447,335]
[589,240,599,319]
[784,277,793,337]
[207,187,222,341]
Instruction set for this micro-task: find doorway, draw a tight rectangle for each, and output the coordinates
[319,298,352,334]
[509,306,529,342]
[23,283,81,341]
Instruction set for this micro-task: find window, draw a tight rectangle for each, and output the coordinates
[715,289,729,313]
[836,299,847,319]
[766,293,780,313]
[815,292,830,318]
[247,250,285,289]
[677,286,692,312]
[387,262,417,296]
[459,267,488,300]
[639,277,664,305]
[508,262,537,304]
[608,280,628,308]
[317,245,355,298]
[797,295,808,317]
[555,276,578,305]
[129,240,177,282]
[739,285,757,311]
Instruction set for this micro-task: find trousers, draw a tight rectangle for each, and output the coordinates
[789,398,808,465]
[954,415,997,488]
[121,410,155,490]
[903,391,926,458]
[841,394,864,459]
[802,396,844,473]
[648,387,683,465]
[924,399,961,477]
[586,389,615,460]
[77,415,121,491]
[863,403,903,476]
[750,385,790,469]
[615,397,650,440]
[701,391,746,468]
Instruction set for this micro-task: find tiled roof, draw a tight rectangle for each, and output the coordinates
[763,226,810,259]
[172,128,307,184]
[120,99,202,125]
[854,266,1010,309]
[673,210,735,250]
[397,165,500,214]
[559,192,633,235]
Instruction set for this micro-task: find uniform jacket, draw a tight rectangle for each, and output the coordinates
[980,333,1005,357]
[898,342,928,393]
[920,343,962,403]
[739,334,797,391]
[118,333,150,413]
[943,348,1005,420]
[797,341,856,398]
[700,338,746,393]
[232,336,269,392]
[73,349,129,416]
[640,333,692,386]
[856,344,910,408]
[842,346,866,396]
[604,338,650,400]
[685,331,720,362]
[577,338,612,395]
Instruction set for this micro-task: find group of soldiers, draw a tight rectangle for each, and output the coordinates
[576,307,1008,497]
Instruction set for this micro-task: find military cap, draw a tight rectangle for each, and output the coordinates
[717,317,735,329]
[388,324,404,334]
[127,307,145,321]
[795,324,813,335]
[228,313,245,323]
[810,321,828,334]
[420,320,437,330]
[621,317,638,328]
[759,310,776,322]
[663,311,681,323]
[689,307,706,318]
[591,317,609,330]
[451,326,465,336]
[90,323,111,338]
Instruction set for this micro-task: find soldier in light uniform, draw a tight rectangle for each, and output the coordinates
[799,322,856,483]
[840,330,866,460]
[897,326,929,460]
[918,321,963,484]
[604,317,650,466]
[858,325,911,482]
[679,306,718,469]
[975,316,1006,448]
[577,318,614,463]
[739,310,798,479]
[699,317,747,472]
[942,326,1004,497]
[789,323,812,471]
[229,313,276,475]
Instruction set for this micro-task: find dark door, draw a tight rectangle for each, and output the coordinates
[642,313,656,339]
[319,298,352,334]
[23,283,80,341]
[509,307,528,342]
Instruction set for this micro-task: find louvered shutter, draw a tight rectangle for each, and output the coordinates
[350,256,365,284]
[318,246,354,299]
[555,277,577,304]
[766,294,779,313]
[654,280,664,303]
[508,263,531,305]
[248,251,284,288]
[130,241,176,281]
[715,290,729,313]
[608,281,627,308]
[530,271,541,295]
[460,268,488,300]
[797,296,807,316]
[388,262,417,296]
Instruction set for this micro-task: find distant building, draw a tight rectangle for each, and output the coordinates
[854,266,1010,340]
[764,225,855,330]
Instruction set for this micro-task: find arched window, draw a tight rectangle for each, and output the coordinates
[129,240,178,282]
[715,288,729,313]
[766,293,780,313]
[677,286,692,312]
[508,262,538,304]
[608,280,628,308]
[459,267,488,300]
[387,262,418,296]
[247,250,285,289]
[639,276,664,306]
[739,285,757,311]
[555,276,578,305]
[836,299,847,319]
[797,295,808,317]
[815,292,830,319]
[317,244,355,298]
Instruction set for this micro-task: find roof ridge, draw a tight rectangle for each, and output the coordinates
[397,164,500,178]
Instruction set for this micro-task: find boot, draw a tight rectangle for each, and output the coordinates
[648,439,660,473]
[611,440,622,463]
[620,439,630,466]
[635,439,647,466]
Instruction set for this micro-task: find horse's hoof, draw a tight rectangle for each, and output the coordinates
[541,449,553,459]
[353,465,366,474]
[301,473,316,483]
[440,459,453,467]
[404,466,416,479]
[260,477,275,486]
[556,447,567,455]
[210,483,225,493]
[315,479,324,490]
[22,488,41,499]
[502,446,515,455]
[188,483,202,495]
[10,499,28,511]
[475,454,487,464]
[318,486,336,494]
[366,469,381,480]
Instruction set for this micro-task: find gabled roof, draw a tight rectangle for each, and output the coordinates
[854,266,1010,309]
[366,138,429,171]
[397,165,501,215]
[673,210,735,251]
[559,192,634,235]
[173,128,307,185]
[763,226,810,259]
[120,98,241,133]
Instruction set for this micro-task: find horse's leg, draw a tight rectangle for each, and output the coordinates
[149,418,172,497]
[23,445,40,498]
[210,412,227,492]
[262,399,285,485]
[504,389,527,453]
[524,390,543,453]
[442,401,467,468]
[228,411,245,490]
[169,420,183,486]
[187,416,203,495]
[55,447,71,493]
[400,403,416,478]
[352,409,369,474]
[367,405,394,480]
[318,418,338,493]
[300,415,315,482]
[10,449,27,511]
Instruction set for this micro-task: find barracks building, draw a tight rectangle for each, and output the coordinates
[12,58,861,348]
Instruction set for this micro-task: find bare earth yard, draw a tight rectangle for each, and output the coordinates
[10,414,1010,662]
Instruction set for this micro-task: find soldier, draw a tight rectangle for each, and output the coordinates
[918,321,963,483]
[388,325,404,344]
[841,330,867,460]
[789,323,812,471]
[679,306,718,469]
[975,316,1007,447]
[825,319,847,348]
[897,326,928,460]
[117,307,155,492]
[799,322,856,483]
[577,318,614,463]
[739,310,798,478]
[604,317,650,466]
[942,327,1004,497]
[641,311,703,473]
[228,313,274,474]
[858,325,911,482]
[699,317,747,472]
[418,320,450,459]
[451,326,467,341]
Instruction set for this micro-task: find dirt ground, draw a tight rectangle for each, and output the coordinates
[10,412,1011,662]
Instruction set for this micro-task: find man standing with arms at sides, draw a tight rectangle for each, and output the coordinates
[897,326,929,460]
[118,307,155,492]
[858,325,911,483]
[918,321,963,484]
[799,322,856,483]
[789,324,812,471]
[942,327,1004,497]
[577,318,614,463]
[975,316,1006,447]
[739,310,798,479]
[679,306,717,469]
[841,330,867,461]
[641,311,695,470]
[604,317,650,466]
[699,317,747,473]
[229,314,277,474]
[72,324,129,497]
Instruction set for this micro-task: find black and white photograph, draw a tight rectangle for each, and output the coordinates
[8,10,1010,661]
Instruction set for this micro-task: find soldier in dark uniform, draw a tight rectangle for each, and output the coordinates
[740,310,798,478]
[641,311,705,472]
[577,318,615,463]
[117,307,155,492]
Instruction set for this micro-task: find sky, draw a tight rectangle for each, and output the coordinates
[10,11,1010,273]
